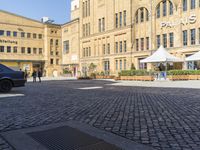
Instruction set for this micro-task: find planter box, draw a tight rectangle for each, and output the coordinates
[168,75,189,81]
[188,75,200,80]
[120,76,154,81]
[96,76,115,79]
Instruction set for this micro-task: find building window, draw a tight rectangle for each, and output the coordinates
[107,43,110,54]
[135,12,138,23]
[104,61,110,74]
[13,31,17,37]
[102,18,105,31]
[56,39,59,46]
[33,48,37,54]
[21,32,25,38]
[120,41,123,53]
[13,47,18,53]
[140,8,144,22]
[163,34,167,48]
[169,2,173,15]
[50,39,53,45]
[124,41,127,52]
[6,31,11,37]
[115,60,118,70]
[163,1,167,16]
[183,30,188,46]
[99,19,101,32]
[50,59,54,65]
[27,47,31,54]
[157,4,160,18]
[21,47,25,53]
[39,48,43,54]
[115,42,118,53]
[63,40,69,53]
[0,30,4,36]
[88,0,90,16]
[7,46,11,53]
[103,44,106,55]
[136,39,139,51]
[183,0,187,11]
[38,34,42,39]
[191,29,196,45]
[146,10,149,21]
[191,0,196,9]
[115,13,118,28]
[141,38,144,50]
[27,33,31,38]
[124,10,127,26]
[56,59,59,65]
[124,59,127,70]
[146,37,149,50]
[169,33,174,47]
[120,60,122,71]
[119,12,122,27]
[33,33,37,39]
[157,35,161,48]
[0,46,4,52]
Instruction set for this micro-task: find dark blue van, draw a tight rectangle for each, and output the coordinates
[0,64,26,92]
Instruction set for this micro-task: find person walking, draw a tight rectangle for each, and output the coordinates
[32,70,37,83]
[38,69,42,83]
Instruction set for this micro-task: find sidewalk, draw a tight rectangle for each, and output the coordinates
[27,76,77,82]
[109,80,200,89]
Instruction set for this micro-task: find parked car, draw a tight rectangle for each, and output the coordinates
[0,64,26,93]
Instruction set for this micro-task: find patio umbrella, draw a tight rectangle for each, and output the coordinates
[186,51,200,61]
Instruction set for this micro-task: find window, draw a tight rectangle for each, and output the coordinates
[21,32,25,38]
[27,33,31,38]
[136,12,139,23]
[103,44,106,55]
[82,2,85,17]
[157,5,160,18]
[33,48,37,54]
[13,31,17,37]
[88,0,90,16]
[89,47,91,56]
[146,10,149,21]
[0,46,4,52]
[157,35,161,48]
[191,0,196,9]
[21,47,25,53]
[0,30,4,36]
[115,60,118,70]
[169,33,174,47]
[124,59,127,70]
[56,51,59,56]
[124,41,127,52]
[39,48,43,54]
[183,30,188,46]
[13,47,17,53]
[140,8,144,22]
[50,39,53,45]
[7,46,11,53]
[38,34,42,39]
[120,12,122,27]
[63,40,69,53]
[56,59,59,65]
[163,34,167,48]
[56,40,59,46]
[107,43,110,54]
[163,1,167,16]
[27,47,31,54]
[191,29,196,45]
[141,38,144,50]
[183,0,187,11]
[169,2,173,15]
[120,60,122,71]
[7,31,11,36]
[115,42,118,53]
[33,33,37,39]
[120,41,123,53]
[115,13,118,28]
[124,10,127,26]
[146,37,149,50]
[102,18,105,31]
[99,19,101,32]
[50,59,54,65]
[136,39,139,51]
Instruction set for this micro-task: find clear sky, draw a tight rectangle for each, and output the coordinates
[0,0,71,24]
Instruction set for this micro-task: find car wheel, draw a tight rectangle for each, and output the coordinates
[0,80,13,93]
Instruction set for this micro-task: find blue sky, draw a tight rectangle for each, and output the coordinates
[0,0,71,24]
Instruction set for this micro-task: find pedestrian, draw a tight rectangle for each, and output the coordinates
[32,70,37,83]
[25,69,28,82]
[38,69,42,83]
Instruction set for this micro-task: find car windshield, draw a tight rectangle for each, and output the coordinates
[0,64,14,71]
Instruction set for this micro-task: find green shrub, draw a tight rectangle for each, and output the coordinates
[119,70,154,76]
[167,70,200,75]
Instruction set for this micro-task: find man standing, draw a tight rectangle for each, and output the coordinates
[32,70,37,82]
[38,69,42,83]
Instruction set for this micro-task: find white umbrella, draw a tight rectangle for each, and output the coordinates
[140,45,183,63]
[186,51,200,61]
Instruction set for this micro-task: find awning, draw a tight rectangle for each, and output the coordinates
[186,51,200,61]
[140,45,183,63]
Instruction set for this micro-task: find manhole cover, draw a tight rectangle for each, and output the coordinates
[28,126,121,150]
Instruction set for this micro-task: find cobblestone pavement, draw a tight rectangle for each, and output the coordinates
[0,80,200,150]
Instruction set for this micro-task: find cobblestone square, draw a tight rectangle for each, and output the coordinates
[0,80,200,150]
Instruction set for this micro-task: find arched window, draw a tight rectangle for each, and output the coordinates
[135,7,149,23]
[135,11,138,23]
[183,0,187,11]
[163,0,167,16]
[157,4,160,18]
[146,9,149,21]
[191,0,196,9]
[140,8,144,22]
[169,2,173,15]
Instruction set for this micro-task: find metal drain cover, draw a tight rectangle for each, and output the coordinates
[28,126,121,150]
